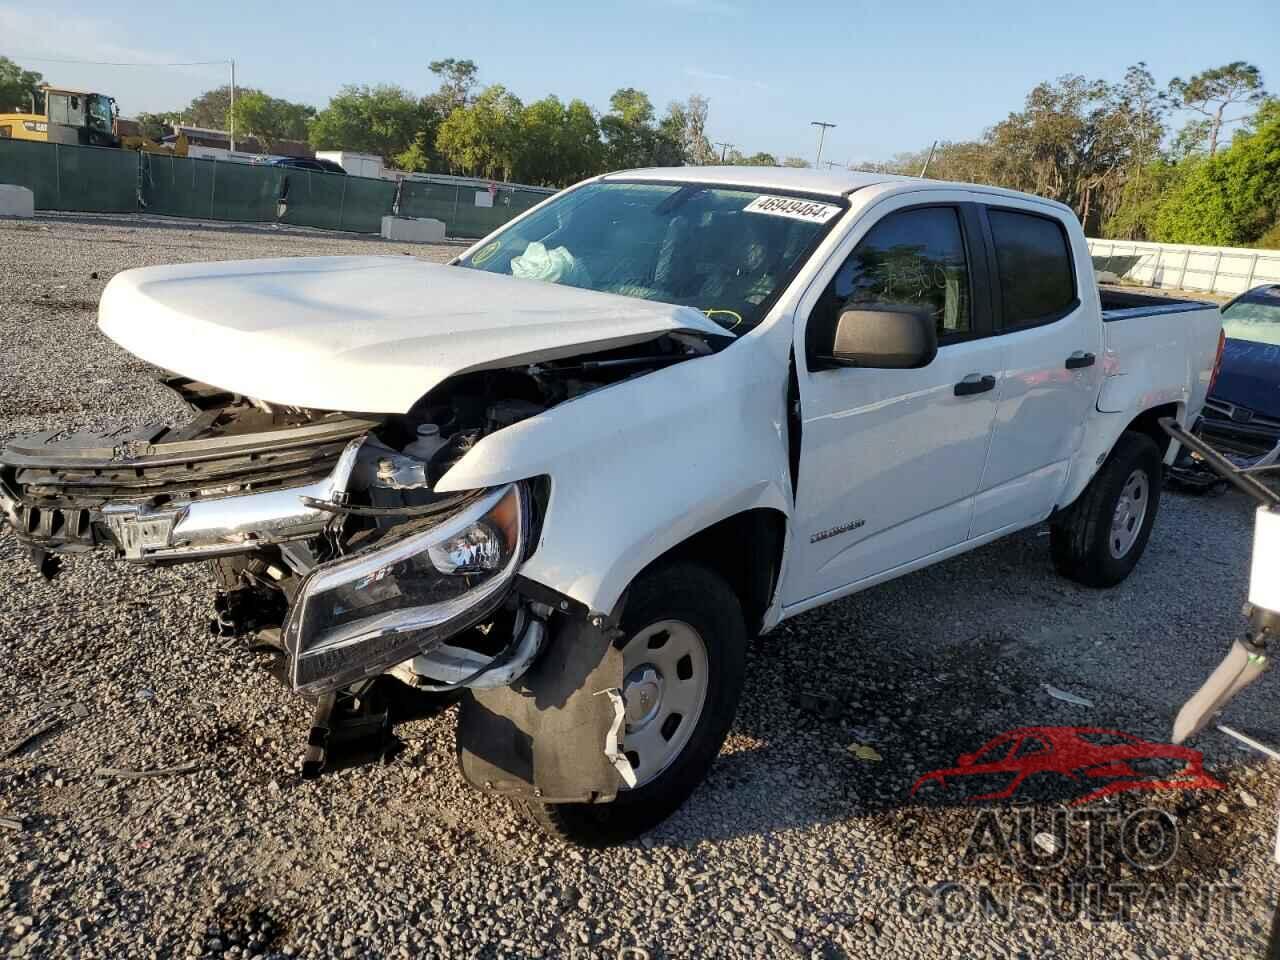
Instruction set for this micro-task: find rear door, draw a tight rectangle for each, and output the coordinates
[969,202,1104,537]
[783,192,1004,607]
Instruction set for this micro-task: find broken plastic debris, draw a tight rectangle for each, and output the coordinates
[1041,683,1093,707]
[596,688,637,789]
[3,718,63,758]
[846,743,883,762]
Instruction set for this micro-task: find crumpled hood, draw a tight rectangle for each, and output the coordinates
[98,256,730,413]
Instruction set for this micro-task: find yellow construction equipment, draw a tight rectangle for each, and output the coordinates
[0,85,187,155]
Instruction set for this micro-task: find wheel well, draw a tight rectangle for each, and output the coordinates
[1125,403,1181,460]
[641,508,786,635]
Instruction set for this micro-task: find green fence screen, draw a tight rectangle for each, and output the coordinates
[0,139,137,213]
[140,153,286,222]
[279,170,396,234]
[398,180,549,239]
[0,138,552,237]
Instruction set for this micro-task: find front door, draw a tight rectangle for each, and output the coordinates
[782,195,1003,608]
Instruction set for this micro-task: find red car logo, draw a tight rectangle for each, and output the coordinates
[910,726,1222,806]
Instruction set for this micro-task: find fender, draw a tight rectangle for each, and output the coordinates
[434,328,796,616]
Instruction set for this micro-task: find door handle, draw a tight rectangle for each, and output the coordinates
[1065,351,1096,370]
[954,373,997,397]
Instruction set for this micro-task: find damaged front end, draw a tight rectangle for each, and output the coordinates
[0,342,708,799]
[0,374,562,697]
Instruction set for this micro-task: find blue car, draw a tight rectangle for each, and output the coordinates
[1199,284,1280,456]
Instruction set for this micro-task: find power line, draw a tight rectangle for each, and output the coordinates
[9,55,230,68]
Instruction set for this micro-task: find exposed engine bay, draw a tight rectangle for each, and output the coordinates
[0,333,707,706]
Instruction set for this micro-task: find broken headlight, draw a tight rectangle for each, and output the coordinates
[285,483,527,693]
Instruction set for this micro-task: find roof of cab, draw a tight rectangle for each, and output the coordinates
[604,165,914,197]
[602,165,1078,218]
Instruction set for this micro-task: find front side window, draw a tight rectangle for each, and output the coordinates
[808,206,972,356]
[457,181,842,333]
[988,209,1076,326]
[1222,287,1280,345]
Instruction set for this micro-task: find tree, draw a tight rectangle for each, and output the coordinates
[435,84,524,180]
[1169,62,1268,156]
[229,91,314,152]
[426,58,478,115]
[181,85,253,129]
[1153,99,1280,245]
[309,85,424,162]
[134,111,181,142]
[679,95,715,165]
[782,156,811,168]
[600,88,659,170]
[510,95,603,186]
[727,149,778,166]
[0,57,43,113]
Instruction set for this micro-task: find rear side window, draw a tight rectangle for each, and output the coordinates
[988,210,1076,326]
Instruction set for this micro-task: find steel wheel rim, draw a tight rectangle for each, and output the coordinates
[618,619,709,789]
[1109,468,1149,559]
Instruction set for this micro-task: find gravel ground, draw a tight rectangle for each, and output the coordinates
[1,214,1277,960]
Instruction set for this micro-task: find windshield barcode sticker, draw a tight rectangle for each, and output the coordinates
[743,196,841,223]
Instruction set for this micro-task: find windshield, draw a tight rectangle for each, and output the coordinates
[86,95,113,130]
[456,180,844,333]
[1222,287,1280,345]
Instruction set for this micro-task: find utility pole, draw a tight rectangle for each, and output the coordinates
[228,58,236,152]
[810,121,835,168]
[713,141,734,163]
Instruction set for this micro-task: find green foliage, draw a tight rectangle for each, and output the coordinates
[1152,100,1280,245]
[435,84,524,180]
[426,58,478,116]
[1168,61,1267,155]
[309,85,424,162]
[0,56,43,113]
[229,91,314,151]
[181,85,252,130]
[727,149,778,166]
[134,111,180,142]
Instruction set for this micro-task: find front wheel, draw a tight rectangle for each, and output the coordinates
[523,562,747,846]
[1050,430,1162,587]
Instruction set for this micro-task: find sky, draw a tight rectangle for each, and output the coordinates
[4,0,1278,163]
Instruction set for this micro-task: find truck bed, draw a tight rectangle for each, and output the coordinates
[1099,285,1218,323]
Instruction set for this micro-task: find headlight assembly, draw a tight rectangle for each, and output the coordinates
[285,483,527,693]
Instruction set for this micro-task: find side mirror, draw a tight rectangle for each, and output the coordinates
[821,305,938,369]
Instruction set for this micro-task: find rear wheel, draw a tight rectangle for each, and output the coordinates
[1051,430,1162,587]
[523,562,747,847]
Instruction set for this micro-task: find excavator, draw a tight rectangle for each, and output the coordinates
[0,85,186,155]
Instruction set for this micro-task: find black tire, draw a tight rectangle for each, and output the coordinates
[523,562,747,847]
[1050,430,1162,587]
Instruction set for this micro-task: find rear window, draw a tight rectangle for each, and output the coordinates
[1222,286,1280,345]
[988,210,1076,326]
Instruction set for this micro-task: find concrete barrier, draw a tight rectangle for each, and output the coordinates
[0,184,35,218]
[381,215,446,243]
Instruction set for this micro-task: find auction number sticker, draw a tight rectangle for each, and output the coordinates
[743,195,841,223]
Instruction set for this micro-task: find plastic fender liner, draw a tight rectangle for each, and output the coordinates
[457,609,625,804]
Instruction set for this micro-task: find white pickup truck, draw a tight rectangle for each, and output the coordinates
[0,167,1223,845]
